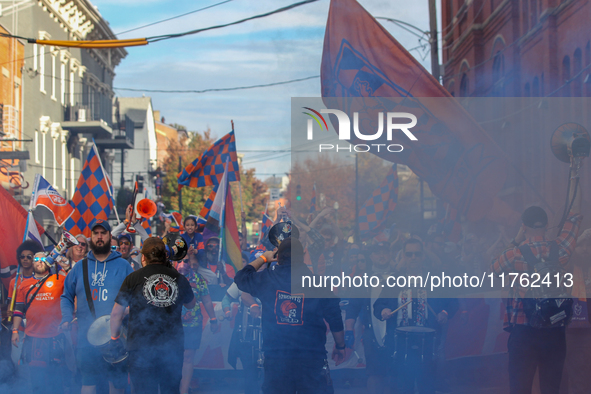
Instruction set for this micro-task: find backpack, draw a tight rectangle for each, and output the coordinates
[519,242,573,328]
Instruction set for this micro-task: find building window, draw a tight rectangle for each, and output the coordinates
[62,139,67,189]
[460,73,469,97]
[447,80,455,97]
[52,137,57,187]
[573,48,582,97]
[562,55,571,97]
[70,157,75,198]
[39,46,45,93]
[51,50,56,100]
[492,51,505,96]
[60,63,66,105]
[42,132,46,179]
[69,70,75,106]
[34,129,39,163]
[532,77,540,97]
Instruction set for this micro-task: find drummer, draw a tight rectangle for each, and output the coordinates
[110,237,195,394]
[373,238,458,394]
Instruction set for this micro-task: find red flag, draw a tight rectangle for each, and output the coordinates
[321,0,517,224]
[0,187,45,289]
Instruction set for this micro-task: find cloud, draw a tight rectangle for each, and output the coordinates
[93,0,434,176]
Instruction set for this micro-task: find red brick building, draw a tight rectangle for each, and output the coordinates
[441,0,591,98]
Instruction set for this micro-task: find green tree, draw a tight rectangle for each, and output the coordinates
[160,129,268,228]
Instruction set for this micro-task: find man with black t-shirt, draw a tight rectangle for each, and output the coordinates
[110,237,195,394]
[235,237,346,394]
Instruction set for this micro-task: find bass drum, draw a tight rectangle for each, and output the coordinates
[87,315,128,364]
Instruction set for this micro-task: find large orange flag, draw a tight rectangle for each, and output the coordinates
[321,0,516,224]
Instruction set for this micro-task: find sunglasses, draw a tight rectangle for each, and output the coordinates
[20,254,33,260]
[34,256,48,262]
[120,241,131,246]
[405,251,423,258]
[77,242,87,248]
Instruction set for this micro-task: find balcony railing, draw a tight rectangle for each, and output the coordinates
[64,91,113,127]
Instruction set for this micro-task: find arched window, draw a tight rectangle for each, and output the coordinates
[492,51,505,96]
[562,55,571,97]
[532,77,540,97]
[460,73,469,97]
[524,82,531,97]
[573,48,582,97]
[447,80,456,97]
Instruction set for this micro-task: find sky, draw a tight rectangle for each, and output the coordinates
[91,0,439,180]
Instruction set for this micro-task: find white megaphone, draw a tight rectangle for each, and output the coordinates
[45,231,79,268]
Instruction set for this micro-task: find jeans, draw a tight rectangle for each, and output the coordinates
[128,347,183,394]
[507,325,566,394]
[262,357,332,394]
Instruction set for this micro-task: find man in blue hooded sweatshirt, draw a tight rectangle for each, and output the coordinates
[60,219,133,394]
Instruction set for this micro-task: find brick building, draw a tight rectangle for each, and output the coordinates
[0,24,24,190]
[441,0,591,98]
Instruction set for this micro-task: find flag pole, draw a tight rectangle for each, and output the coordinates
[217,157,230,283]
[9,210,31,322]
[232,120,245,214]
[92,141,121,223]
[259,202,268,244]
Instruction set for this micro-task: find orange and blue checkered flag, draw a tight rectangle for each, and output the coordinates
[358,164,398,239]
[177,131,240,190]
[64,144,114,237]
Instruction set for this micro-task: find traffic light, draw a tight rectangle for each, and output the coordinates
[296,184,301,201]
[136,175,144,193]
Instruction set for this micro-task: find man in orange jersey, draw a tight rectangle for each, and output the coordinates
[11,252,67,394]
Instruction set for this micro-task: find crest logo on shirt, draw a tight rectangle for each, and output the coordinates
[91,270,108,287]
[143,274,179,308]
[46,281,54,288]
[275,290,304,326]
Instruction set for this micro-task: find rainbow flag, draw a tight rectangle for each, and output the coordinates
[207,161,242,272]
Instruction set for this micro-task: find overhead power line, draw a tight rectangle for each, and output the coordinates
[146,0,321,43]
[114,75,319,94]
[0,0,321,48]
[116,0,235,35]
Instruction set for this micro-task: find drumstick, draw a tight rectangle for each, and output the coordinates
[388,300,412,316]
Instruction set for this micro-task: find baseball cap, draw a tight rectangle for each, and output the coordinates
[118,233,133,243]
[90,219,111,232]
[521,206,548,229]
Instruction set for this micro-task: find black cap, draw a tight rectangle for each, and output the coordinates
[521,206,548,229]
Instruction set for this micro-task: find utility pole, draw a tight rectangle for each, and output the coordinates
[428,0,440,82]
[178,156,183,215]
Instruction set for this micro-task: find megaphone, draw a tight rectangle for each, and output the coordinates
[45,230,79,268]
[137,198,157,219]
[551,123,591,163]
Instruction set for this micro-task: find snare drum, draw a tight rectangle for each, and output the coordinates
[394,326,436,364]
[87,315,128,364]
